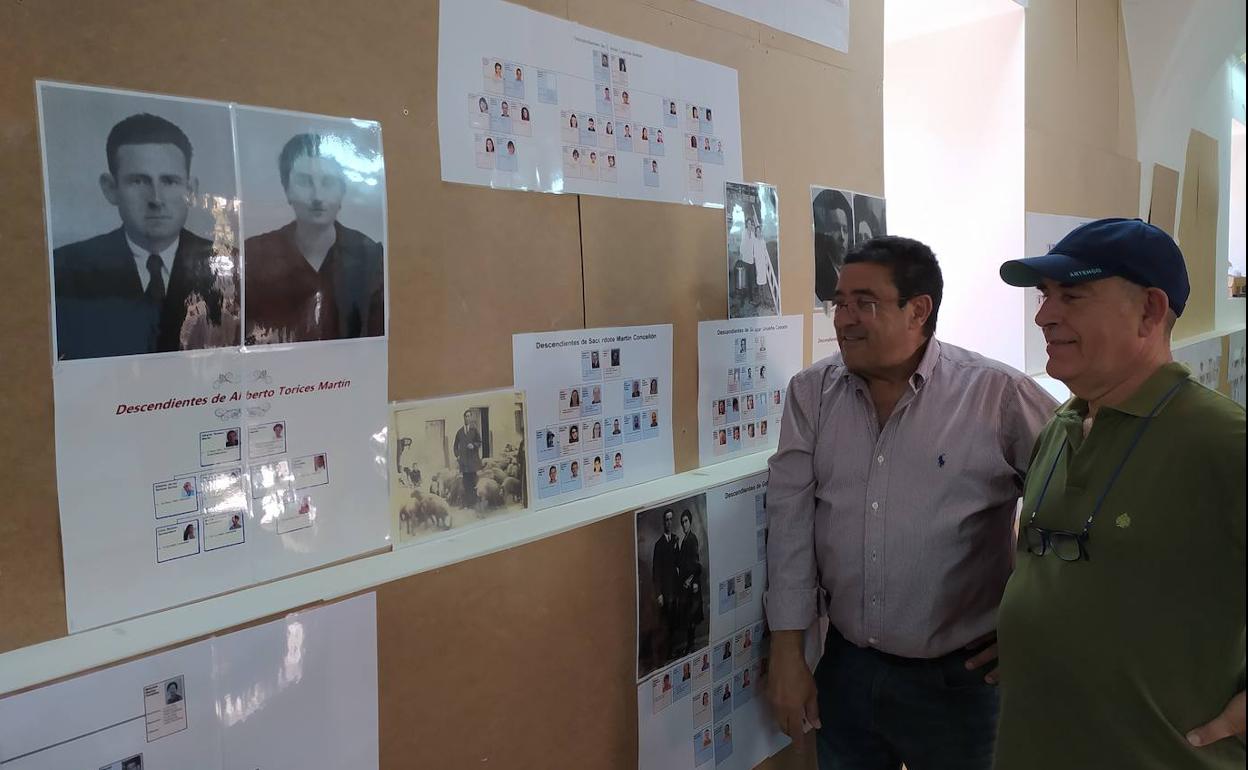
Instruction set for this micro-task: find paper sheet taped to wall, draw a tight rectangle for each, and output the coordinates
[438,0,744,207]
[37,81,390,632]
[0,594,379,769]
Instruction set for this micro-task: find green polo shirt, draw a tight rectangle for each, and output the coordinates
[995,363,1245,770]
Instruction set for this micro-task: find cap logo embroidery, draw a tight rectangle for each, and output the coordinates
[1115,513,1131,529]
[1068,268,1103,278]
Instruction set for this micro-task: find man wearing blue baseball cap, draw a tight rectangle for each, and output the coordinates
[988,218,1245,768]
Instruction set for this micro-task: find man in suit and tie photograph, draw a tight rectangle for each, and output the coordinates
[645,507,681,669]
[454,408,484,509]
[48,109,238,360]
[242,128,386,345]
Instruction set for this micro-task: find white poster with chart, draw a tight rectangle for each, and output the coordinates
[693,0,849,53]
[0,594,379,770]
[697,316,802,467]
[438,0,743,207]
[1171,337,1223,391]
[513,324,674,511]
[811,310,839,361]
[37,81,389,632]
[1228,330,1245,407]
[636,474,788,770]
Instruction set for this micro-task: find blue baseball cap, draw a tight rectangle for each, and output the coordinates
[999,218,1190,317]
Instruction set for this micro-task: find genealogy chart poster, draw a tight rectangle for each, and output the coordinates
[0,595,379,770]
[513,324,674,511]
[438,0,744,207]
[1229,330,1246,408]
[635,474,788,770]
[38,81,389,631]
[697,316,802,467]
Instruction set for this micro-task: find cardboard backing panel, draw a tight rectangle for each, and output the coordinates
[1175,129,1220,339]
[1,0,875,767]
[1025,129,1140,219]
[1148,163,1180,236]
[1025,0,1141,218]
[1115,7,1138,159]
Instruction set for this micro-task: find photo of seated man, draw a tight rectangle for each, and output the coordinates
[39,84,241,361]
[236,111,386,345]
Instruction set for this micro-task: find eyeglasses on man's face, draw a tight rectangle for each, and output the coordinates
[830,295,909,319]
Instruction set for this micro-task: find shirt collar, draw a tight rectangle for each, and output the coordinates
[910,338,942,391]
[1057,362,1190,419]
[841,338,941,392]
[126,233,180,274]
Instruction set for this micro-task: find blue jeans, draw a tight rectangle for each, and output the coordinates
[814,628,1000,770]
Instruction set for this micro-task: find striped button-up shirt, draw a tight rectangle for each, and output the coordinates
[765,339,1057,658]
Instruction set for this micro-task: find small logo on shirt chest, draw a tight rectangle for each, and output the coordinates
[937,453,946,468]
[1115,513,1131,529]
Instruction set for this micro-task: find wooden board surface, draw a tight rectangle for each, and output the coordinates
[0,0,873,767]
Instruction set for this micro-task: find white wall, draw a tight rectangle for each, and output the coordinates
[1229,120,1245,279]
[884,5,1027,369]
[1124,0,1247,332]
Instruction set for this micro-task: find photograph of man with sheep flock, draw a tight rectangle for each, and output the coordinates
[390,390,528,547]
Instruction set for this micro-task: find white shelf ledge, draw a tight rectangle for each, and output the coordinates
[0,451,771,697]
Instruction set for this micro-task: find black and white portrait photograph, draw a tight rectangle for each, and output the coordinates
[812,186,853,306]
[390,390,526,547]
[234,107,386,345]
[38,82,240,361]
[725,182,780,319]
[637,493,710,680]
[852,192,887,247]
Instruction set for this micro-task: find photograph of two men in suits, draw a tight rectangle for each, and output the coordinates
[40,83,387,362]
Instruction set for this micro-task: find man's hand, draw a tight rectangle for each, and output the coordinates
[1187,691,1246,747]
[964,631,999,685]
[766,631,820,738]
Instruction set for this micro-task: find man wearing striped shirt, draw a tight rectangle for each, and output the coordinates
[765,236,1056,770]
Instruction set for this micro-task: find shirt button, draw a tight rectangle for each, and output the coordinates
[877,455,884,464]
[871,596,878,605]
[871,502,879,511]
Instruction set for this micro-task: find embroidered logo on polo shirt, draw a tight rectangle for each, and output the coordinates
[1115,513,1131,529]
[937,453,946,468]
